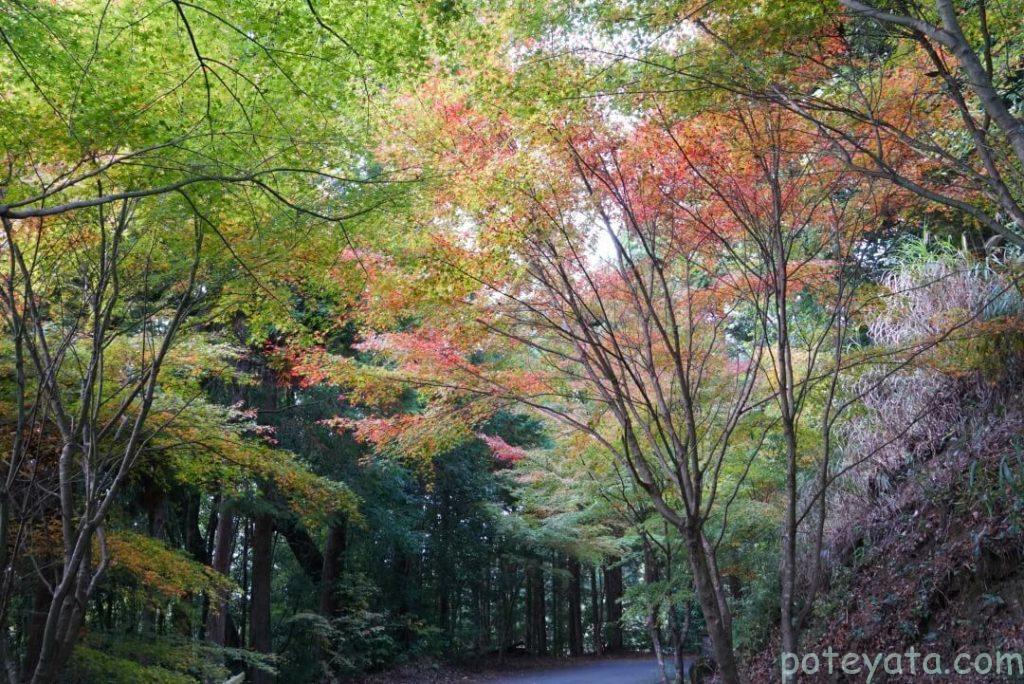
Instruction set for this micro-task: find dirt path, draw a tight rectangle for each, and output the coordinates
[482,657,681,683]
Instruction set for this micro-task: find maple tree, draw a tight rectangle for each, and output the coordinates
[340,24,1024,670]
[339,72,914,679]
[597,0,1024,247]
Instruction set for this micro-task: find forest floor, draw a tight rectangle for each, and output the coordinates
[361,653,682,683]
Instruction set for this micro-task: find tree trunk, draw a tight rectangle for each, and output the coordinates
[184,491,207,563]
[525,558,547,656]
[589,566,603,655]
[567,558,583,657]
[440,589,451,635]
[604,561,623,653]
[205,506,236,646]
[780,491,798,675]
[779,413,800,675]
[643,539,668,683]
[480,562,492,653]
[249,514,273,684]
[318,518,347,617]
[524,564,534,655]
[23,568,55,675]
[239,520,251,647]
[651,621,668,684]
[141,483,168,634]
[277,516,324,585]
[551,554,563,657]
[498,557,515,660]
[668,602,691,684]
[473,581,483,652]
[684,530,742,684]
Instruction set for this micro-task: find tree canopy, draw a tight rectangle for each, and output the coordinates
[2,1,1024,683]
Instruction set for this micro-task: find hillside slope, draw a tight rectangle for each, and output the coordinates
[752,369,1024,683]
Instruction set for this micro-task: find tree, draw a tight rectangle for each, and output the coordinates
[611,0,1024,246]
[357,56,917,676]
[0,1,436,679]
[647,104,875,663]
[5,1,1019,681]
[828,0,1024,244]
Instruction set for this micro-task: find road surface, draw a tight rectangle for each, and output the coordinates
[485,657,680,684]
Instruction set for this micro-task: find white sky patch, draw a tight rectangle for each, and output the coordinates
[563,206,627,269]
[593,224,618,262]
[509,2,698,71]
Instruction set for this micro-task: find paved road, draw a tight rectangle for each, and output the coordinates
[486,658,680,684]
